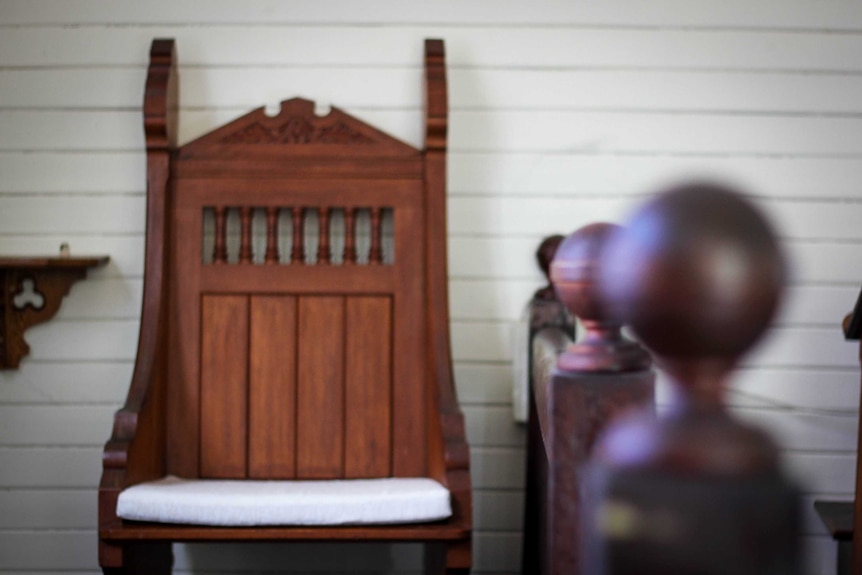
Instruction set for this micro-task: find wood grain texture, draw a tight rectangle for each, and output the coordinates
[0,13,854,575]
[249,296,297,478]
[345,296,392,478]
[91,36,473,575]
[296,296,345,479]
[200,295,249,478]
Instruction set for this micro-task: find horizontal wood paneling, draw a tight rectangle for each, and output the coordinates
[0,152,144,194]
[21,320,139,361]
[4,151,862,200]
[727,368,860,411]
[448,196,862,242]
[5,193,862,247]
[0,406,115,445]
[453,321,860,369]
[463,406,526,448]
[3,0,862,29]
[2,26,862,70]
[1,4,858,575]
[448,153,862,199]
[0,362,132,404]
[471,448,526,490]
[6,68,862,115]
[0,448,101,487]
[449,237,862,283]
[0,490,96,529]
[0,194,145,233]
[450,279,862,326]
[8,109,862,155]
[454,363,515,405]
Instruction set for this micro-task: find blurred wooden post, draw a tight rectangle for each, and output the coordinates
[522,226,655,575]
[583,182,801,575]
[843,292,862,575]
[521,235,574,575]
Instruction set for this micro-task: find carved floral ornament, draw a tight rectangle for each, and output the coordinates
[220,117,375,145]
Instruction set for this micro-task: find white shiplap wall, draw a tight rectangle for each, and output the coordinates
[1,1,861,574]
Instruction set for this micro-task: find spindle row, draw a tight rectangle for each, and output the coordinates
[203,206,394,266]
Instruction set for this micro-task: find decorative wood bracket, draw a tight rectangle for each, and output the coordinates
[0,256,109,369]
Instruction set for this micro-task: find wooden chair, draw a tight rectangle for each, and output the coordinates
[98,38,471,574]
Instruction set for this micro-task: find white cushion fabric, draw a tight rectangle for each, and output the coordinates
[117,475,452,526]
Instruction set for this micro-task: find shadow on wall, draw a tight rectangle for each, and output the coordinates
[183,541,421,573]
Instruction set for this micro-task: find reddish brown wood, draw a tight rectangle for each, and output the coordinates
[297,296,345,478]
[99,37,470,575]
[102,522,470,541]
[344,208,357,264]
[523,231,654,575]
[421,42,471,552]
[345,296,392,478]
[838,291,862,572]
[239,207,253,263]
[392,199,429,478]
[166,201,202,478]
[0,256,108,369]
[213,207,227,263]
[100,37,175,571]
[249,296,297,478]
[317,207,331,264]
[550,223,651,373]
[369,207,383,264]
[584,183,798,575]
[264,207,279,263]
[200,295,249,478]
[291,207,304,264]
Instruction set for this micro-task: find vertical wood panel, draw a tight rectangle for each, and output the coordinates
[392,200,427,476]
[167,204,202,477]
[249,296,297,478]
[296,296,345,478]
[345,296,392,478]
[200,295,249,478]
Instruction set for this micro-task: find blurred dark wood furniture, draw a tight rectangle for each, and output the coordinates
[521,227,655,575]
[98,38,471,574]
[582,183,799,575]
[0,255,108,368]
[847,289,862,575]
[815,288,862,575]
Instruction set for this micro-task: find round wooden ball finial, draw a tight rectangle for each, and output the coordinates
[550,223,651,373]
[599,182,786,409]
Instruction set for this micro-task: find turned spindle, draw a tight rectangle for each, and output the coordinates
[583,182,799,575]
[551,223,651,373]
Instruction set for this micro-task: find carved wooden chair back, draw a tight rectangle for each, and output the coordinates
[167,103,429,481]
[98,38,470,575]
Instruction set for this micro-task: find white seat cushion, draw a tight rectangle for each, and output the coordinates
[117,475,452,526]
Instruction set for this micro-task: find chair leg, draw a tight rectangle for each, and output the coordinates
[425,541,471,575]
[101,542,173,575]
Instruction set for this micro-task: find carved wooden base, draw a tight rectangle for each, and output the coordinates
[0,256,108,369]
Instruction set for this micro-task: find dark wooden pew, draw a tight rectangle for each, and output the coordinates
[523,183,805,575]
[521,226,655,575]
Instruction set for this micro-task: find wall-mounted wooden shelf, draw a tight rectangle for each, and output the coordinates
[0,256,109,369]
